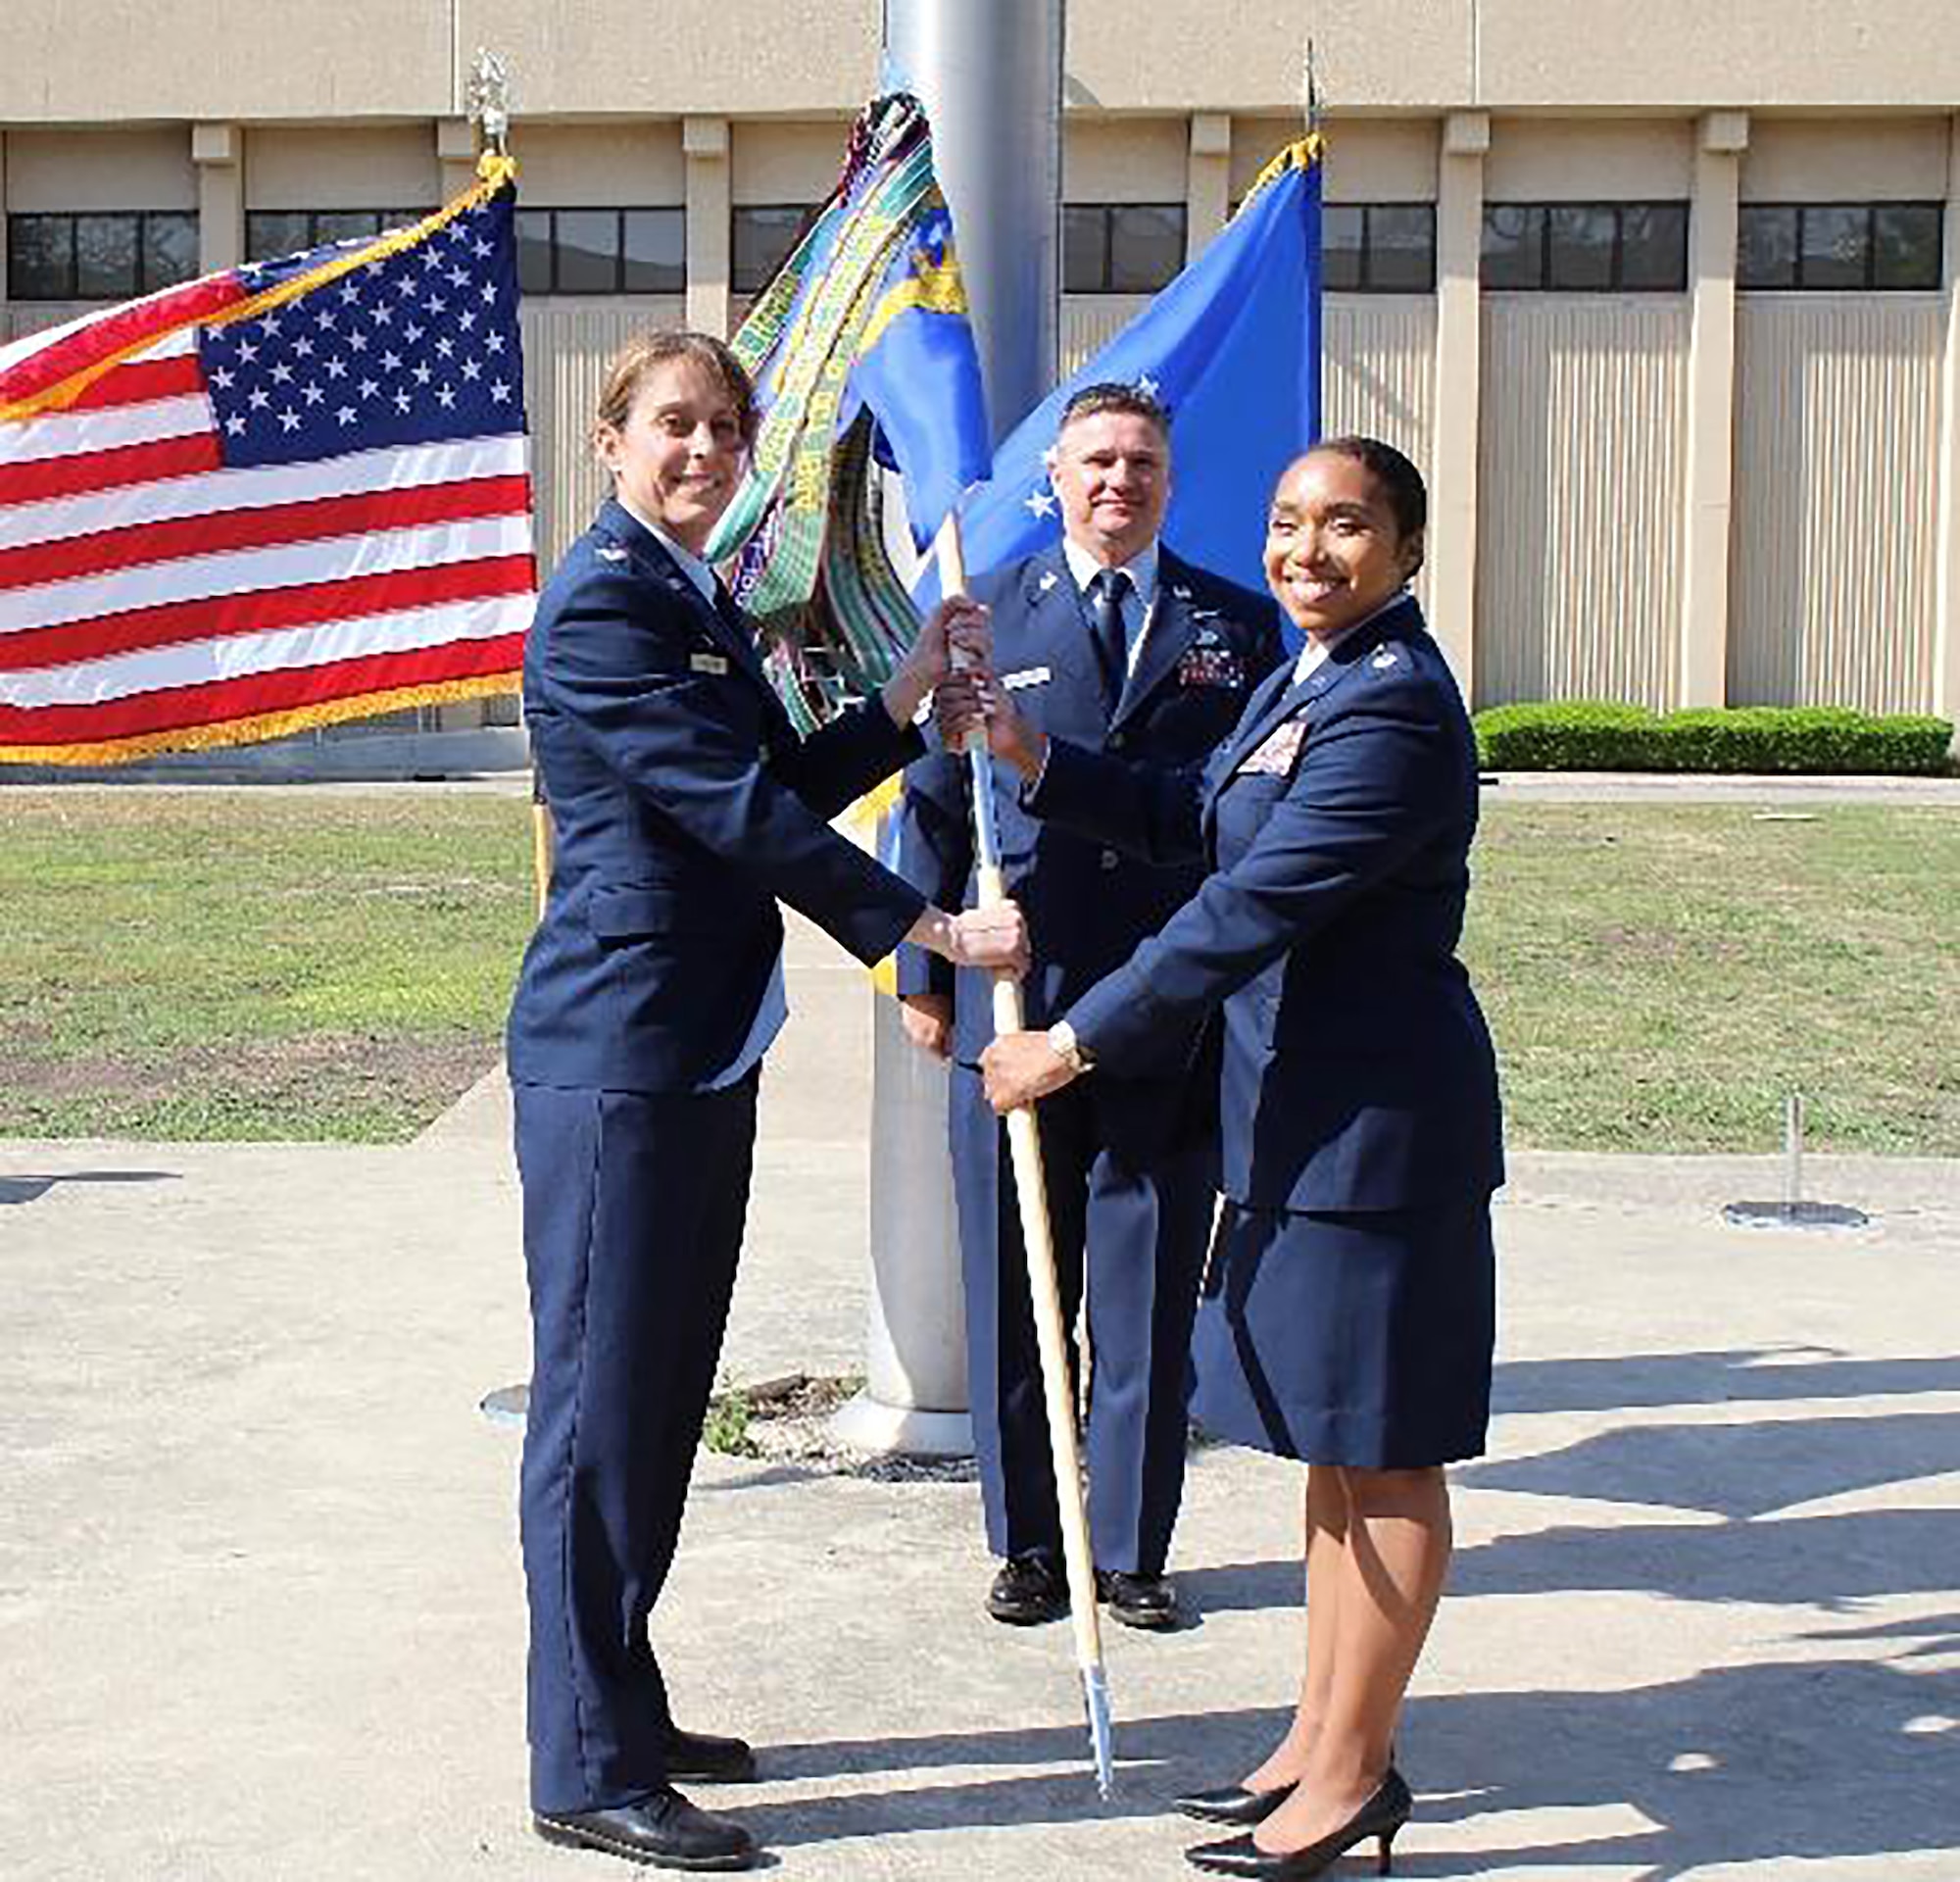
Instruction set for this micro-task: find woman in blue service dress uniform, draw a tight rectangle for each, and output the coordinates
[505,330,1026,1874]
[971,437,1502,1880]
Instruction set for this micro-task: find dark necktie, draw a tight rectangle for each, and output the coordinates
[1088,568,1132,712]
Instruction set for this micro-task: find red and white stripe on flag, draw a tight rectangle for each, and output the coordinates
[0,168,535,766]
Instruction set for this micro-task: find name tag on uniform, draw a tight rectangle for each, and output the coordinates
[1178,647,1247,689]
[1002,666,1052,691]
[690,651,730,675]
[1238,718,1306,776]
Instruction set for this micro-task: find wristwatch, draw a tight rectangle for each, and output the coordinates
[1047,1019,1095,1076]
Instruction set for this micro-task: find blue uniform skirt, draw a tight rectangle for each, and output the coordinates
[1189,1197,1496,1468]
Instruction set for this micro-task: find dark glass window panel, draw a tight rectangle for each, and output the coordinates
[383,209,430,235]
[731,206,808,293]
[1107,204,1185,291]
[74,214,139,299]
[8,215,75,298]
[1368,204,1436,291]
[1737,205,1798,287]
[555,209,619,293]
[1873,203,1941,289]
[141,212,199,289]
[245,211,310,264]
[1062,205,1107,292]
[1800,205,1869,288]
[1482,204,1544,288]
[1546,204,1616,289]
[1321,204,1365,290]
[622,208,685,293]
[515,210,554,295]
[314,210,383,247]
[1619,202,1688,289]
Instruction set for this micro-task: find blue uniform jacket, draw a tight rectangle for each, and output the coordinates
[1030,595,1504,1213]
[508,498,927,1094]
[892,543,1284,1074]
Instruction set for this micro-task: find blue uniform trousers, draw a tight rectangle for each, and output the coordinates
[950,1064,1212,1576]
[514,1075,758,1813]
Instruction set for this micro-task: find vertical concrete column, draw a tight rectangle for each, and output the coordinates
[0,132,11,322]
[1186,112,1232,264]
[683,117,731,338]
[1935,114,1960,725]
[435,117,479,205]
[191,124,242,275]
[1679,112,1748,710]
[1430,112,1488,696]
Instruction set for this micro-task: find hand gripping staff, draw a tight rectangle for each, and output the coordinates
[936,510,1116,1799]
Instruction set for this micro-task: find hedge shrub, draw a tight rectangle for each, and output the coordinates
[1473,702,1954,775]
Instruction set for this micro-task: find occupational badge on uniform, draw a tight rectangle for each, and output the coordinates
[1002,666,1052,690]
[1192,621,1223,648]
[597,546,628,563]
[690,651,730,674]
[1238,717,1307,775]
[1038,571,1059,594]
[1178,647,1247,689]
[1371,649,1399,670]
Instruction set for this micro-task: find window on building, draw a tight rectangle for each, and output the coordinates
[1738,202,1943,291]
[1322,204,1437,292]
[1063,204,1187,293]
[731,205,815,295]
[6,210,199,301]
[244,209,432,265]
[514,208,686,295]
[1482,201,1690,291]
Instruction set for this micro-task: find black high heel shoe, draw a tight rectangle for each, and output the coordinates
[1185,1767,1412,1878]
[1174,1779,1298,1827]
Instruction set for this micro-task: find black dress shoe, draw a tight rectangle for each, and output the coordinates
[1185,1767,1411,1878]
[533,1788,757,1871]
[1096,1567,1180,1630]
[987,1551,1069,1624]
[1175,1778,1297,1826]
[664,1725,758,1783]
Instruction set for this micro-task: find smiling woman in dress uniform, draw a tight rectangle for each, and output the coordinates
[969,438,1502,1880]
[505,330,1026,1873]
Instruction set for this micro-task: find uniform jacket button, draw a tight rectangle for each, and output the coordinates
[1100,849,1120,871]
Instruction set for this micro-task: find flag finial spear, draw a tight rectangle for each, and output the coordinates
[466,48,514,158]
[1302,36,1322,135]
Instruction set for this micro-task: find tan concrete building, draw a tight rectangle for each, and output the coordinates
[4,1,1958,732]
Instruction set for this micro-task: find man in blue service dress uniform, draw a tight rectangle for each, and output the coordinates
[893,383,1285,1629]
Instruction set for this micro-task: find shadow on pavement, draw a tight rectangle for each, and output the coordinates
[0,1168,179,1206]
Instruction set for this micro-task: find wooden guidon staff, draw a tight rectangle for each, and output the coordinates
[936,510,1116,1799]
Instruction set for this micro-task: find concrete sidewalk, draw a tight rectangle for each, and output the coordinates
[4,923,1958,1880]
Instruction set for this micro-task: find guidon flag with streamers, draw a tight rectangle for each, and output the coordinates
[709,90,991,734]
[0,155,533,767]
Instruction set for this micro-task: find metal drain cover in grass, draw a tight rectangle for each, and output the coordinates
[1723,1200,1870,1229]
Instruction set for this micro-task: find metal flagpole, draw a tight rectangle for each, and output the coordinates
[465,50,551,920]
[939,507,1115,1798]
[841,0,1062,1456]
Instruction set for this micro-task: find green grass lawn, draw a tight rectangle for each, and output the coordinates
[2,787,1955,1152]
[1,788,535,1142]
[1463,800,1960,1155]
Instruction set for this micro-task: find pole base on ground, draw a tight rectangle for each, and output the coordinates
[1722,1201,1870,1229]
[828,1390,972,1459]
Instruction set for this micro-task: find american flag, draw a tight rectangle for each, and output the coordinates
[0,171,534,766]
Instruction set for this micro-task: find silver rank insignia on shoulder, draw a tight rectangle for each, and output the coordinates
[1371,649,1398,669]
[597,546,628,563]
[1038,570,1059,593]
